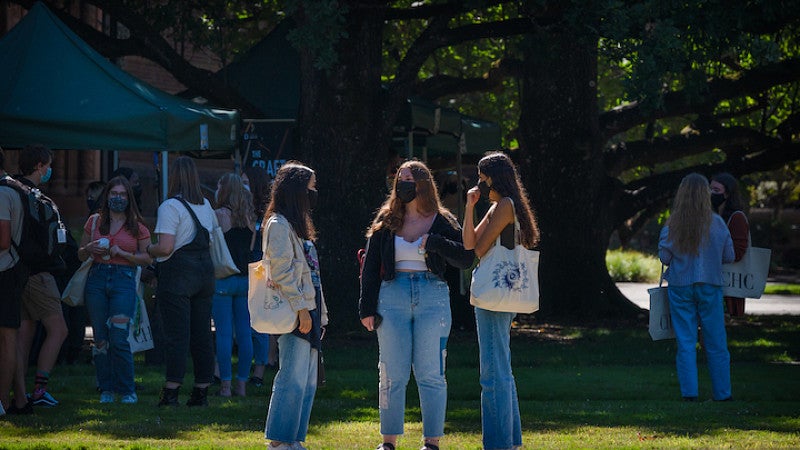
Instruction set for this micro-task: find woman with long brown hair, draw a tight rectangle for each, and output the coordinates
[462,152,538,450]
[263,162,329,450]
[78,176,151,404]
[359,160,474,450]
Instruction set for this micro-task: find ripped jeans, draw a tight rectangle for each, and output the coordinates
[85,263,137,396]
[376,272,452,437]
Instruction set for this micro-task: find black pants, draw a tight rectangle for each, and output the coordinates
[156,248,215,385]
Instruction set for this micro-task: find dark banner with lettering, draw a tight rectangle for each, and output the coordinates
[242,120,295,178]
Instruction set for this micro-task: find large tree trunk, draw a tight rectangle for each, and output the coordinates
[518,27,642,321]
[293,5,388,330]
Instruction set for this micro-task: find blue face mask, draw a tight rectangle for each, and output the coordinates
[108,196,128,212]
[40,167,52,183]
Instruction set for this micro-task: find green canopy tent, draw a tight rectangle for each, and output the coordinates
[0,2,240,197]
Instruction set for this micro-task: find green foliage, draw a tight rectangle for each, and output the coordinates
[285,0,348,70]
[606,249,662,282]
[2,317,799,448]
[764,284,800,295]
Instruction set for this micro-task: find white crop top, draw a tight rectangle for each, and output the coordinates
[394,235,427,271]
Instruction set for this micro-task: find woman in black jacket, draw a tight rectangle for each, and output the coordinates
[359,160,474,450]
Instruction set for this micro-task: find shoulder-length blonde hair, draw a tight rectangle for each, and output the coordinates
[367,160,458,237]
[216,173,255,228]
[667,173,712,255]
[167,156,205,204]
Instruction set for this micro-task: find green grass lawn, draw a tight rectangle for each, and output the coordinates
[2,316,799,449]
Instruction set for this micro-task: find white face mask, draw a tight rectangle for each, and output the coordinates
[243,184,251,192]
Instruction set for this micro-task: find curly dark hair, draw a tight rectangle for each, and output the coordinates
[265,161,316,241]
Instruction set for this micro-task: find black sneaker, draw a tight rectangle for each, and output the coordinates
[248,376,263,388]
[8,401,33,415]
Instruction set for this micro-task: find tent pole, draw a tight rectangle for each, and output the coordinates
[160,151,168,202]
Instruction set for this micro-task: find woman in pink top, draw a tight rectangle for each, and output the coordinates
[77,176,151,404]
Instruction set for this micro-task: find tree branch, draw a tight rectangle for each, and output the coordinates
[604,126,779,176]
[616,140,800,221]
[599,58,800,141]
[415,58,522,100]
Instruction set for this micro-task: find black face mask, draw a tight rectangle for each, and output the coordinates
[308,189,318,209]
[477,180,491,198]
[396,180,417,203]
[711,193,726,209]
[86,198,99,213]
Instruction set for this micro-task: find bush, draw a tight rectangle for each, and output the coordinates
[606,249,661,282]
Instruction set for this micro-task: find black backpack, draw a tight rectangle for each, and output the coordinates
[0,176,67,274]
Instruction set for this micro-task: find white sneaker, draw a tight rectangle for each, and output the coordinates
[100,391,115,403]
[120,393,138,404]
[268,443,293,450]
[291,443,308,450]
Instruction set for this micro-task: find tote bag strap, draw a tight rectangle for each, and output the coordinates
[261,215,302,280]
[725,210,752,247]
[658,264,666,288]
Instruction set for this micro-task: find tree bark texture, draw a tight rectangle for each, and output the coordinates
[518,27,642,321]
[294,5,388,329]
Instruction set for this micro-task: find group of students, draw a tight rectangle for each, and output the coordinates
[1,144,750,450]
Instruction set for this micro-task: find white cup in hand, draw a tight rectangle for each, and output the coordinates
[97,238,111,260]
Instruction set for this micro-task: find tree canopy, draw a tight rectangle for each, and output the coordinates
[5,0,800,324]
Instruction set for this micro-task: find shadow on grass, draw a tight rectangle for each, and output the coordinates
[2,316,798,445]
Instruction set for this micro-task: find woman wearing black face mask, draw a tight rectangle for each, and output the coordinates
[359,160,474,450]
[710,173,750,318]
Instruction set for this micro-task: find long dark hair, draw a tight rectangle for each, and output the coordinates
[97,176,146,237]
[478,152,540,248]
[265,161,316,241]
[167,156,205,204]
[711,172,746,221]
[367,159,459,237]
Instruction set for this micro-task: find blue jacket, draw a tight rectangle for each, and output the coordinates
[658,214,735,287]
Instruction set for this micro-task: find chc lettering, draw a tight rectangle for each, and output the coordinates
[723,271,754,289]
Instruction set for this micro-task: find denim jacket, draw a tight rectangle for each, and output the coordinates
[358,212,475,319]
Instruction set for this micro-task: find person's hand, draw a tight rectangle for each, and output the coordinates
[109,245,124,258]
[297,309,312,334]
[361,316,375,332]
[466,186,480,207]
[87,239,107,257]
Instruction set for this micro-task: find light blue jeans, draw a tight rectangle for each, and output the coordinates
[376,272,451,438]
[668,283,731,400]
[85,263,137,396]
[212,275,253,381]
[265,333,318,443]
[475,307,522,450]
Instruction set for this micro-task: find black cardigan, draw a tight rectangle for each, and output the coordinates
[358,213,475,319]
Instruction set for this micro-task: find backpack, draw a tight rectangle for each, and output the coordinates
[0,177,67,274]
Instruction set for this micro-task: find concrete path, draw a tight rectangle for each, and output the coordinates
[617,282,800,315]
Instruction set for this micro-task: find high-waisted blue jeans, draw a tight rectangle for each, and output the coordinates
[85,263,137,396]
[475,307,522,450]
[265,333,318,443]
[212,274,253,381]
[668,283,731,400]
[376,271,452,438]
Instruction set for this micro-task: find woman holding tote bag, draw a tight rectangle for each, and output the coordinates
[462,152,539,450]
[658,173,735,401]
[262,162,329,450]
[710,173,750,317]
[77,176,151,404]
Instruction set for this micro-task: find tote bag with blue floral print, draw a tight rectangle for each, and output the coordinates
[469,202,540,314]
